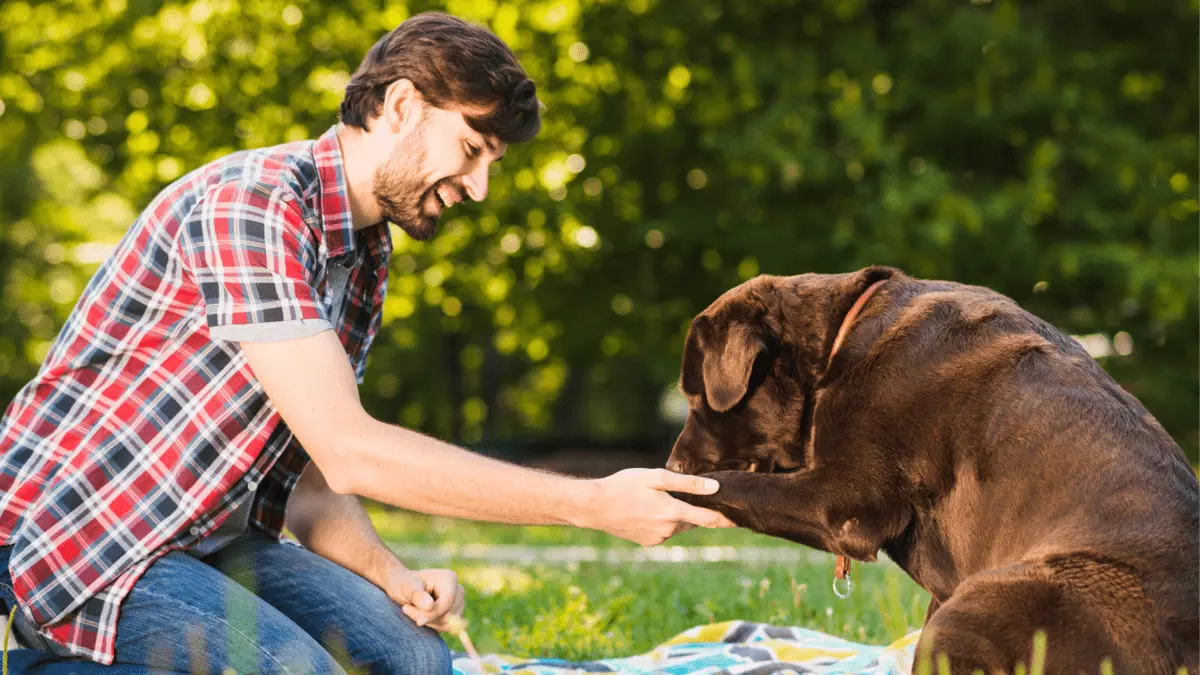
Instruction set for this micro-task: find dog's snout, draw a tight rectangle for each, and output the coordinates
[665,455,690,474]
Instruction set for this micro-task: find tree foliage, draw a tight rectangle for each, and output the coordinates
[1,0,1196,460]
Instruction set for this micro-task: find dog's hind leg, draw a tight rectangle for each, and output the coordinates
[916,563,1164,675]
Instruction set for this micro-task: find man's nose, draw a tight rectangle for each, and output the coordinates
[463,165,489,202]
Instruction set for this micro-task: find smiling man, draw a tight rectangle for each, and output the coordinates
[0,11,732,675]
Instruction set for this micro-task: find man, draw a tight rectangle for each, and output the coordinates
[0,12,733,674]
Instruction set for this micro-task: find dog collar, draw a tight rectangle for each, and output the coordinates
[826,277,888,599]
[828,278,889,364]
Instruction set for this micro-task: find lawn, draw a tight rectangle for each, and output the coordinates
[368,506,932,662]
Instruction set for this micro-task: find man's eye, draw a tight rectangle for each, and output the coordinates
[465,143,481,159]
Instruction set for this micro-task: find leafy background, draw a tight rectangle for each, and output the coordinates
[1,0,1196,462]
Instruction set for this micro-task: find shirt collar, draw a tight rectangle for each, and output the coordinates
[312,124,357,259]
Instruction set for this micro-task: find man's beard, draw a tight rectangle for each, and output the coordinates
[373,124,442,241]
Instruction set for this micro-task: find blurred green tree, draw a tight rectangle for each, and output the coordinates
[0,0,1195,460]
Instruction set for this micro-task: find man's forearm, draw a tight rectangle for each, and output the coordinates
[242,329,731,549]
[285,461,404,589]
[334,417,599,527]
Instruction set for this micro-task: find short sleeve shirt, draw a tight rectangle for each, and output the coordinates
[0,125,392,664]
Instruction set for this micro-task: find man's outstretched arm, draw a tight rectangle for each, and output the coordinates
[242,329,732,547]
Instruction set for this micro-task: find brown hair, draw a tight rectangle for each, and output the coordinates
[340,12,541,144]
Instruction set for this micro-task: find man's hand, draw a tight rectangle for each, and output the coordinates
[380,564,466,633]
[579,468,737,546]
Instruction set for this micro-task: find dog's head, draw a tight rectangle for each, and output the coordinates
[665,266,900,477]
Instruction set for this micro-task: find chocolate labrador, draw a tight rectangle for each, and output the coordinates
[665,266,1199,674]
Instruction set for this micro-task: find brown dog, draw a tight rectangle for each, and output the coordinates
[665,266,1199,674]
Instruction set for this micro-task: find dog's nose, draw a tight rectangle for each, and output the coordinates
[665,456,688,474]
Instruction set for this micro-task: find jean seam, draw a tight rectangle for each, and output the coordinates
[132,587,323,675]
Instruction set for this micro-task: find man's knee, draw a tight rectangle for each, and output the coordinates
[350,625,451,675]
[411,630,453,675]
[268,636,350,675]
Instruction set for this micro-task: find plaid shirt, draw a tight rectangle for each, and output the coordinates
[0,125,392,664]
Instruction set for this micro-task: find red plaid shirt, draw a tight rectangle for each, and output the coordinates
[0,125,392,663]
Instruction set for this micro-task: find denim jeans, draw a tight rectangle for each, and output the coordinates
[0,531,452,674]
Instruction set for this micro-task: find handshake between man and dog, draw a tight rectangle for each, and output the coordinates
[666,266,1199,675]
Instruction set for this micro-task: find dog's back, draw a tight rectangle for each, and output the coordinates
[865,278,1199,672]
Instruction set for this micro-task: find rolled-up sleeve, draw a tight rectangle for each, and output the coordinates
[179,181,333,342]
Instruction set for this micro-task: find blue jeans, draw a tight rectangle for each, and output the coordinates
[0,531,451,674]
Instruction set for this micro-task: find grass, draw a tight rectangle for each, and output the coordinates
[368,506,932,661]
[368,507,804,548]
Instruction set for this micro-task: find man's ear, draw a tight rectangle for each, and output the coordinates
[684,320,764,413]
[380,78,423,135]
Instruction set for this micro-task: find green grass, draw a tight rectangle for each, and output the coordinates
[369,507,803,548]
[368,506,932,661]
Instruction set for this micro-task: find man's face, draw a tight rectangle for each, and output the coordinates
[374,103,506,240]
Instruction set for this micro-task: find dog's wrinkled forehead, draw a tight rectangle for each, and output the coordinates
[693,271,859,340]
[692,277,787,353]
[701,275,780,323]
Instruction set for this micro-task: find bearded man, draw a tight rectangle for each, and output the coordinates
[0,12,732,674]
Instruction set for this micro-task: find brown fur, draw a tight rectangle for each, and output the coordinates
[666,266,1199,675]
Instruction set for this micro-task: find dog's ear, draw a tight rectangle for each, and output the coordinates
[704,323,765,412]
[682,319,764,413]
[680,320,707,399]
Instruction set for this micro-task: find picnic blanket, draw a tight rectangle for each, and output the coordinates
[451,621,922,674]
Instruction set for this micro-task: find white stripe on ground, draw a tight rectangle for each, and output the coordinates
[387,543,872,565]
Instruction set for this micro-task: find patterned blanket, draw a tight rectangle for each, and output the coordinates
[451,622,921,675]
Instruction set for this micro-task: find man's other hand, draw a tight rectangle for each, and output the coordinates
[381,565,466,633]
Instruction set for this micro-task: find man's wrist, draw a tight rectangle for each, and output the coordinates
[563,478,602,530]
[366,542,408,589]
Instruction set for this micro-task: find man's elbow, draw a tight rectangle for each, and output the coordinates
[301,411,377,496]
[321,462,358,495]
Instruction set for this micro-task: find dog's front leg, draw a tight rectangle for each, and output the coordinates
[671,469,903,563]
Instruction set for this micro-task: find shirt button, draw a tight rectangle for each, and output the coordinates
[189,526,200,536]
[246,480,259,492]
